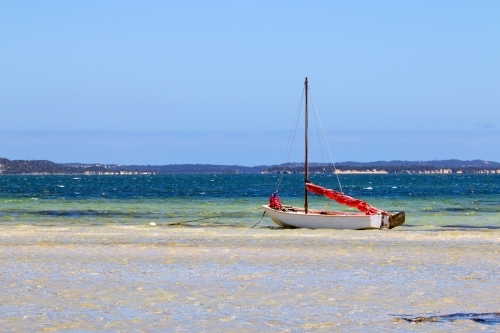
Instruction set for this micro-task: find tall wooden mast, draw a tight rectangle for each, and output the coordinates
[304,77,309,214]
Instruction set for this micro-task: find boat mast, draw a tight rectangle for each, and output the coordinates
[304,77,309,214]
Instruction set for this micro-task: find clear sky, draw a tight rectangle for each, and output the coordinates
[1,1,499,165]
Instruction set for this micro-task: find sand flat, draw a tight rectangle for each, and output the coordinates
[0,226,499,332]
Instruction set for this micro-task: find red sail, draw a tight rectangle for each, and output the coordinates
[306,183,390,216]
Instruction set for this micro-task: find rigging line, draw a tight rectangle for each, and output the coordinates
[275,86,304,193]
[310,86,326,165]
[309,91,344,194]
[251,211,266,228]
[309,87,331,210]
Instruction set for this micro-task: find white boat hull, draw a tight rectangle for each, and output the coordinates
[262,205,389,230]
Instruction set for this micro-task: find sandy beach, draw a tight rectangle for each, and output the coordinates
[1,226,499,332]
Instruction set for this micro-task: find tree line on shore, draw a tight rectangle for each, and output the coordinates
[1,157,499,175]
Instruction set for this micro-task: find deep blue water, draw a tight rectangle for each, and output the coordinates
[1,174,499,199]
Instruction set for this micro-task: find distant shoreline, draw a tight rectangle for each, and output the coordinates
[1,157,500,175]
[264,169,500,175]
[11,170,500,175]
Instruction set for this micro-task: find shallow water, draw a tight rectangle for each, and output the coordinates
[1,227,499,332]
[0,175,499,331]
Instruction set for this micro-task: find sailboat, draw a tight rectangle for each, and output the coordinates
[262,78,405,229]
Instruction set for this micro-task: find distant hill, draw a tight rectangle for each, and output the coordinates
[105,164,269,174]
[1,157,500,174]
[264,160,500,174]
[0,158,107,174]
[0,158,151,175]
[337,159,500,168]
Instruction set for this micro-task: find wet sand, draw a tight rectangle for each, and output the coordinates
[1,226,499,332]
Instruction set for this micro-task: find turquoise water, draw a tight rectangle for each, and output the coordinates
[1,174,499,228]
[1,174,500,331]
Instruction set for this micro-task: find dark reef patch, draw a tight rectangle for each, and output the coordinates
[397,312,500,325]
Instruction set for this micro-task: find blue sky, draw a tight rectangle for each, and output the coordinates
[1,1,499,165]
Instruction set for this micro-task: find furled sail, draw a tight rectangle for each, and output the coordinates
[306,183,390,216]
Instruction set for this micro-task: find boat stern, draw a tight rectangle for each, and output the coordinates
[388,211,405,229]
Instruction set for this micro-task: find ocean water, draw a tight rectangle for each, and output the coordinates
[1,174,499,332]
[1,174,499,228]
